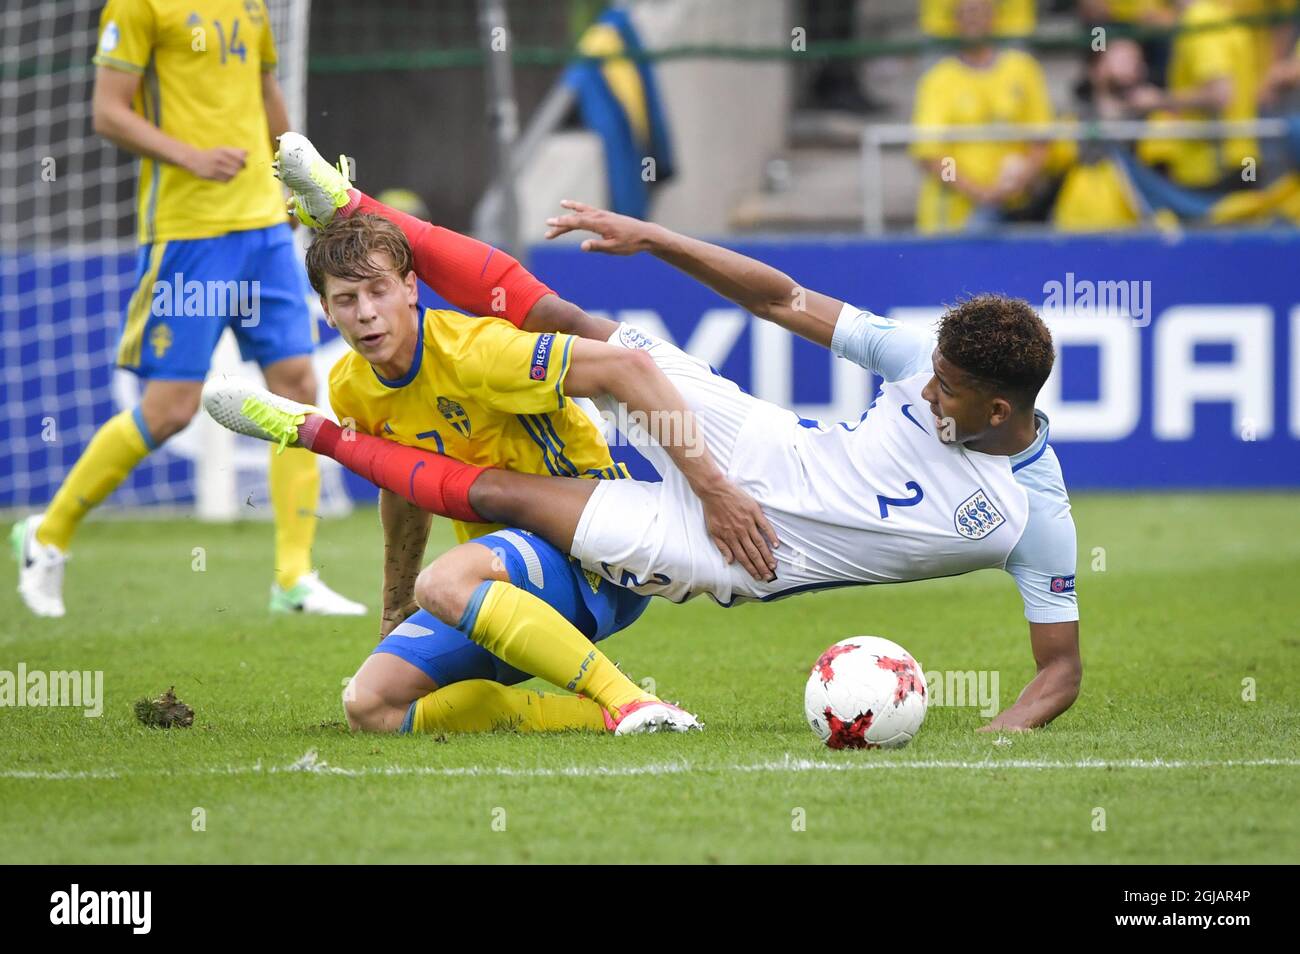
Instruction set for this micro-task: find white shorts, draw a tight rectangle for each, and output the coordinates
[570,324,795,605]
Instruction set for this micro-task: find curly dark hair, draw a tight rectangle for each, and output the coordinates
[936,294,1054,405]
[305,213,414,296]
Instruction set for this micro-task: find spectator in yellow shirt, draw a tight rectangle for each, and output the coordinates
[1080,0,1177,24]
[1260,34,1300,103]
[911,0,1054,232]
[1128,0,1258,189]
[1229,0,1299,89]
[1052,40,1149,230]
[1080,1,1177,85]
[920,0,1037,38]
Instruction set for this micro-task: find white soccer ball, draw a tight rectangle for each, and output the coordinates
[804,636,928,749]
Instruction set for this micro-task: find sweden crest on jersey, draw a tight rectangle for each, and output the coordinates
[954,488,1005,540]
[437,396,471,437]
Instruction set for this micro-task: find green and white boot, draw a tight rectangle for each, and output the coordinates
[270,571,366,616]
[201,374,318,453]
[11,514,67,618]
[272,132,355,229]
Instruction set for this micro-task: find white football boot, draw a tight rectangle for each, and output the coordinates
[201,374,318,450]
[272,132,354,229]
[11,514,67,618]
[612,698,703,735]
[270,571,366,616]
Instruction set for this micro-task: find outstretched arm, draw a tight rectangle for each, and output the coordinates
[348,192,617,340]
[545,201,845,349]
[261,71,292,148]
[977,621,1082,732]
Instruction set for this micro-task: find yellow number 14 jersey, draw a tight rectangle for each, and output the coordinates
[329,309,628,543]
[94,0,287,244]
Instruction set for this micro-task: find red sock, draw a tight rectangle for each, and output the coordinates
[347,190,552,328]
[301,416,487,522]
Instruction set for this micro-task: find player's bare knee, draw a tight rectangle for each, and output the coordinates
[274,372,317,405]
[414,544,501,625]
[413,563,484,626]
[342,678,389,732]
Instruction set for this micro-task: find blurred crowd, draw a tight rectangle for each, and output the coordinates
[903,0,1300,231]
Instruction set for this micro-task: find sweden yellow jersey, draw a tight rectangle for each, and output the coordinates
[1102,0,1175,22]
[329,309,629,544]
[93,0,287,244]
[919,0,1036,37]
[1141,0,1258,187]
[911,50,1054,232]
[1229,0,1298,82]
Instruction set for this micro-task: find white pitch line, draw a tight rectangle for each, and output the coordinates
[1,753,1298,782]
[739,756,1300,772]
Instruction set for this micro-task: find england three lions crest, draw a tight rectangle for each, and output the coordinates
[954,489,1005,540]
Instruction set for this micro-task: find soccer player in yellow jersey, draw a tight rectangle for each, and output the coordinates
[911,0,1055,233]
[224,138,777,735]
[11,0,363,617]
[318,212,779,735]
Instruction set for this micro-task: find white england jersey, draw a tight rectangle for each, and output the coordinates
[729,370,1031,595]
[571,310,1078,623]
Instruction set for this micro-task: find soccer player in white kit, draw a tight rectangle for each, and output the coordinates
[540,202,1082,733]
[209,198,1082,733]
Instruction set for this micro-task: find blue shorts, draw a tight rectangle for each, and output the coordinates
[374,529,650,687]
[116,223,316,379]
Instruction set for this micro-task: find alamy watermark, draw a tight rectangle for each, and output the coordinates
[1042,272,1152,327]
[50,884,150,934]
[926,669,1000,717]
[151,274,261,327]
[595,402,705,457]
[0,663,103,717]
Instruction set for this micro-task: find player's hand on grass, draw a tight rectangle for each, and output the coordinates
[543,200,659,255]
[977,714,1035,733]
[184,146,248,182]
[697,477,780,582]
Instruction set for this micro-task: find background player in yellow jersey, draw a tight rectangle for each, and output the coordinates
[11,0,364,617]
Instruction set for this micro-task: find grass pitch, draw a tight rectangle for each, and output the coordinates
[1,493,1297,864]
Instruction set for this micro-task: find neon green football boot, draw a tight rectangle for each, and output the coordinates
[273,131,354,229]
[200,374,318,454]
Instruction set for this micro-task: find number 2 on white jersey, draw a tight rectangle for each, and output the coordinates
[877,480,924,519]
